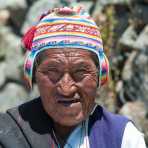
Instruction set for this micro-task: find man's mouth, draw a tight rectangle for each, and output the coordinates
[56,93,81,106]
[58,99,80,106]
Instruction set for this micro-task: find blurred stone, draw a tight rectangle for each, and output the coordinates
[0,26,10,58]
[114,5,129,39]
[132,0,148,3]
[132,51,148,102]
[0,0,27,10]
[96,0,130,5]
[93,11,107,29]
[99,0,148,6]
[119,101,147,130]
[122,51,137,81]
[0,9,10,25]
[134,25,148,51]
[0,26,23,80]
[21,0,59,34]
[120,101,148,145]
[121,49,148,104]
[115,80,123,93]
[96,86,117,113]
[93,0,128,18]
[74,1,94,14]
[9,8,27,32]
[0,83,28,112]
[92,1,104,18]
[119,25,138,49]
[28,84,40,99]
[132,4,148,25]
[0,62,6,87]
[61,0,77,6]
[26,0,38,5]
[0,0,27,30]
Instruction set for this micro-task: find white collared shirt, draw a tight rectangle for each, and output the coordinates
[121,122,146,148]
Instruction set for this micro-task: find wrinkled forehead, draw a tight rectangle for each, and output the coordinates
[36,48,98,64]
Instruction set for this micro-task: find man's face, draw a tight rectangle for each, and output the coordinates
[35,48,98,126]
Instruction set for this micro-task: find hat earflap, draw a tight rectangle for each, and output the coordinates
[100,53,109,86]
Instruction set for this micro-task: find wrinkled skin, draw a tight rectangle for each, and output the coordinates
[35,48,99,141]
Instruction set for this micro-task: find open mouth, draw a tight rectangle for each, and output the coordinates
[58,99,81,106]
[56,93,81,106]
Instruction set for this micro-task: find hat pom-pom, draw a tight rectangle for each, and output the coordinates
[22,26,36,51]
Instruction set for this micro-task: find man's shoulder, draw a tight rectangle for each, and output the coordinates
[0,97,53,148]
[102,107,129,123]
[90,105,130,137]
[0,112,29,148]
[6,97,52,133]
[92,105,129,124]
[0,98,41,146]
[0,112,14,131]
[0,112,19,135]
[0,97,42,129]
[7,97,42,119]
[89,105,130,148]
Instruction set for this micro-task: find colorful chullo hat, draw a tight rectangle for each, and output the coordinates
[22,6,109,88]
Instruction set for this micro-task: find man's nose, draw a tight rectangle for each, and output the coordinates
[57,73,77,97]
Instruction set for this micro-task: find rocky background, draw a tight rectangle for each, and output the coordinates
[0,0,148,145]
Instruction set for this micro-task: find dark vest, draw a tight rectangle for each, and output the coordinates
[0,98,129,148]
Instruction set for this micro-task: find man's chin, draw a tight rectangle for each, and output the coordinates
[57,115,85,126]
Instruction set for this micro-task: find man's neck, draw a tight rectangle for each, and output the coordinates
[53,123,77,147]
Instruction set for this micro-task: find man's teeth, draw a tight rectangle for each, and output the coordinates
[74,93,80,99]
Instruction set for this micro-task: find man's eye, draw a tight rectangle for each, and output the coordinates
[75,70,86,75]
[72,70,87,81]
[42,68,58,74]
[43,69,62,83]
[48,69,59,73]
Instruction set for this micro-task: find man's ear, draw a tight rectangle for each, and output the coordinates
[23,76,32,90]
[97,70,100,87]
[32,60,38,84]
[32,76,36,84]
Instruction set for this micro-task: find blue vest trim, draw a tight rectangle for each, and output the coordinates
[88,106,129,148]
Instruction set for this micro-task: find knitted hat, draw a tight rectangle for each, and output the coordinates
[22,6,109,88]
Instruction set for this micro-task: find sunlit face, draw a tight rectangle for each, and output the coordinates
[35,48,99,126]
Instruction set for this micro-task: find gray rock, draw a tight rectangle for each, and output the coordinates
[0,83,28,112]
[21,0,59,34]
[96,0,130,5]
[130,0,148,4]
[26,0,38,5]
[0,62,6,87]
[0,26,10,58]
[96,86,117,113]
[132,51,148,103]
[9,9,27,31]
[119,101,147,131]
[92,0,129,17]
[119,25,138,49]
[0,9,10,25]
[28,84,40,99]
[0,0,27,10]
[108,0,148,4]
[122,51,137,81]
[61,0,77,6]
[0,26,23,80]
[0,0,27,30]
[134,25,148,51]
[120,49,148,105]
[114,6,129,39]
[132,4,148,25]
[71,1,94,14]
[116,80,123,93]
